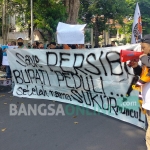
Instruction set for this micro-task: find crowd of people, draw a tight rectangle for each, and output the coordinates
[6,38,117,50]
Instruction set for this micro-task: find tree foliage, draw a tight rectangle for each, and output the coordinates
[118,0,150,43]
[79,0,131,45]
[1,0,150,43]
[1,0,67,41]
[33,0,67,41]
[138,0,150,34]
[80,0,150,44]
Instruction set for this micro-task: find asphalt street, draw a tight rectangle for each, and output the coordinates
[0,85,147,150]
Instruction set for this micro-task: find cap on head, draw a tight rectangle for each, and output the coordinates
[17,37,23,40]
[141,34,150,44]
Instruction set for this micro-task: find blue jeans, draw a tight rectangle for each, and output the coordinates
[6,66,11,78]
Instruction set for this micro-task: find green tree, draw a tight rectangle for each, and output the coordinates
[1,0,67,42]
[79,0,131,46]
[118,0,150,42]
[138,0,150,34]
[33,0,67,41]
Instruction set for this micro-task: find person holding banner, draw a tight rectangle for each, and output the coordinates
[56,22,86,49]
[7,41,17,93]
[8,38,26,93]
[2,45,11,79]
[130,34,150,150]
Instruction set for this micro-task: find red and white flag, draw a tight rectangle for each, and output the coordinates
[131,3,142,44]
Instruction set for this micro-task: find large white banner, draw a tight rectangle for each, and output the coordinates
[7,44,146,129]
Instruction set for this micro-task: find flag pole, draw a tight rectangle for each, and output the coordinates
[31,0,34,45]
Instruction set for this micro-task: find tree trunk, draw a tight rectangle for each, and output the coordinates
[64,0,80,24]
[2,0,8,44]
[94,17,99,46]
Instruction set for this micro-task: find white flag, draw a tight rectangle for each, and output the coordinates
[131,3,142,44]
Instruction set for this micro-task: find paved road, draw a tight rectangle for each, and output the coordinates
[0,85,147,150]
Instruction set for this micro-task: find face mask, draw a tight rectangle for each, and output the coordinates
[18,42,23,46]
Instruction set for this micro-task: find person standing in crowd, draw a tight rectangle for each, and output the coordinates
[130,34,150,150]
[2,46,11,79]
[77,44,85,49]
[47,42,63,49]
[9,38,26,93]
[11,41,16,46]
[69,44,77,49]
[63,44,71,50]
[38,42,44,49]
[6,41,16,79]
[32,41,39,49]
[49,42,57,49]
[111,41,116,47]
[27,43,31,49]
[17,37,27,48]
[47,42,60,49]
[46,44,50,49]
[7,41,16,93]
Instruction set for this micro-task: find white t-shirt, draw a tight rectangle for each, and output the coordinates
[142,82,150,110]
